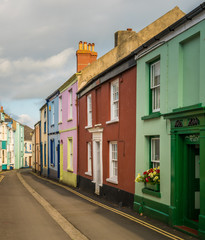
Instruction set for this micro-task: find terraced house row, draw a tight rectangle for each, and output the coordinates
[33,3,205,238]
[0,107,33,171]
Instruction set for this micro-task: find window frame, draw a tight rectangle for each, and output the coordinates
[68,89,73,120]
[87,94,92,127]
[150,60,160,113]
[107,141,118,184]
[85,142,92,176]
[111,79,119,121]
[59,96,62,123]
[150,136,160,169]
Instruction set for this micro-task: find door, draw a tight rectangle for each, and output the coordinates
[184,139,200,229]
[29,156,31,167]
[57,142,60,179]
[60,143,63,181]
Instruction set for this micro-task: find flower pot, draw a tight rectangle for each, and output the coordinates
[145,182,160,192]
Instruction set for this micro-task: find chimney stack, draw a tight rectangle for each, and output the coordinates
[76,41,98,72]
[114,28,137,47]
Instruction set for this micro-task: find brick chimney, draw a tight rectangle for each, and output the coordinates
[76,41,98,72]
[0,106,4,113]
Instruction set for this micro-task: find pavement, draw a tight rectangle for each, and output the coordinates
[0,169,198,240]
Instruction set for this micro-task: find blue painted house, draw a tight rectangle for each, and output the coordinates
[46,90,60,179]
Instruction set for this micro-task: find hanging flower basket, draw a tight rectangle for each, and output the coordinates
[135,167,160,192]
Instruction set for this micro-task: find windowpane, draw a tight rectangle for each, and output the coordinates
[87,95,92,126]
[150,61,160,112]
[151,138,160,168]
[111,80,119,120]
[110,142,118,180]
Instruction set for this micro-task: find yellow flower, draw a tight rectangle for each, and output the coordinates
[153,176,158,181]
[153,171,157,176]
[148,173,153,178]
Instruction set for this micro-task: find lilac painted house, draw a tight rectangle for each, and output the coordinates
[59,74,78,187]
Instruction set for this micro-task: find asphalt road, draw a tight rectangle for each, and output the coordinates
[0,169,197,240]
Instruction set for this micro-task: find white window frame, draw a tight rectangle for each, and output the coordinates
[150,61,160,112]
[85,142,92,176]
[51,101,54,126]
[111,79,119,121]
[68,89,73,120]
[67,138,73,171]
[151,137,160,168]
[86,94,92,127]
[59,96,62,123]
[106,141,118,184]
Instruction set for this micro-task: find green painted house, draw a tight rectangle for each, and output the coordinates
[14,122,24,169]
[134,3,205,238]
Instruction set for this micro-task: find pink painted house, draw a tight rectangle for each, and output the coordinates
[59,74,78,187]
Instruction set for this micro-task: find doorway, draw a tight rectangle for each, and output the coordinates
[184,137,200,229]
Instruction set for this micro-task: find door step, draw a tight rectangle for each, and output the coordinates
[174,225,198,237]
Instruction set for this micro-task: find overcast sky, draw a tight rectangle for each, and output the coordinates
[0,0,203,128]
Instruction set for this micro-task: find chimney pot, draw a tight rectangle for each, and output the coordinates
[88,43,91,51]
[1,106,3,111]
[127,28,132,31]
[79,41,83,50]
[91,43,95,52]
[84,42,87,50]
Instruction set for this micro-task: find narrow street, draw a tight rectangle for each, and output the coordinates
[0,169,197,240]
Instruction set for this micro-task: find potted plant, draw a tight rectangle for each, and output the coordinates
[135,166,160,191]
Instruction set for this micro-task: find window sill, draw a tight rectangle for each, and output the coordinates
[67,118,73,122]
[142,187,161,198]
[106,178,118,185]
[141,112,161,120]
[67,169,73,173]
[106,119,119,125]
[58,122,62,125]
[85,171,92,176]
[85,125,92,129]
[95,123,102,127]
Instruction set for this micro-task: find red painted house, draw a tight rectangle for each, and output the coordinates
[77,56,136,207]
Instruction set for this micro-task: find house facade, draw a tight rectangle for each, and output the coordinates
[0,114,8,171]
[78,63,136,206]
[24,125,33,168]
[34,121,41,173]
[134,3,205,238]
[40,103,48,176]
[14,122,24,169]
[47,90,60,179]
[59,74,78,187]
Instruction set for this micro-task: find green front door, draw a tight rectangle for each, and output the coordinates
[184,136,200,229]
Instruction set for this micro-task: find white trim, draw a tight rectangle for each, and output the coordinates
[85,125,93,129]
[87,94,92,127]
[109,141,118,183]
[106,178,118,185]
[110,79,119,121]
[106,119,119,125]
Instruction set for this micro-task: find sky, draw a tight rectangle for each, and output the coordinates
[0,0,203,128]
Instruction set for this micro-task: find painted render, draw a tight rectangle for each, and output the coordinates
[135,5,205,238]
[40,104,48,176]
[47,91,60,179]
[78,66,136,206]
[14,123,24,169]
[59,74,78,187]
[34,121,41,173]
[77,7,185,90]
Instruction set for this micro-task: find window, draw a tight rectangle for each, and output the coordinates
[67,138,73,171]
[150,61,160,112]
[44,121,46,133]
[107,142,118,183]
[44,109,46,119]
[69,89,73,119]
[85,142,92,176]
[87,94,92,127]
[59,96,62,123]
[151,137,160,168]
[51,101,54,125]
[111,79,119,120]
